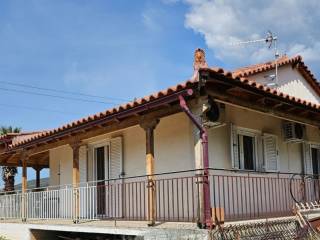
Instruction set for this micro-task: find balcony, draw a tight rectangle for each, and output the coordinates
[0,169,319,225]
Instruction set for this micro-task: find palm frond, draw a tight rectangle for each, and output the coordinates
[0,126,21,191]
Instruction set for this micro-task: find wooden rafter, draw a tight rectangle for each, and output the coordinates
[205,74,320,127]
[1,104,182,158]
[207,88,320,127]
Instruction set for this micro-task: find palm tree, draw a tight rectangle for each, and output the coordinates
[0,126,21,192]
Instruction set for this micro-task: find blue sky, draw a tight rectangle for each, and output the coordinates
[1,0,319,186]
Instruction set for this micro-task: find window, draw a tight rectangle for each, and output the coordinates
[231,124,281,172]
[303,143,320,175]
[231,124,258,170]
[92,136,123,181]
[311,147,320,175]
[306,144,320,176]
[238,133,256,170]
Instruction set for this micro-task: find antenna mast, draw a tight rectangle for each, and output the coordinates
[231,31,279,87]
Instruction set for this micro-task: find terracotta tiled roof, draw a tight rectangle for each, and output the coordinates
[4,57,320,151]
[233,55,320,96]
[8,79,198,149]
[0,132,44,142]
[11,132,47,146]
[232,55,298,77]
[203,67,320,110]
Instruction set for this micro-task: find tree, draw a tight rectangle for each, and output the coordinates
[0,126,21,192]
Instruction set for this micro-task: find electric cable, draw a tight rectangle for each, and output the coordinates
[0,103,81,115]
[0,80,129,102]
[0,86,121,105]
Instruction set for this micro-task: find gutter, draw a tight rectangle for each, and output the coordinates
[4,89,195,153]
[178,91,212,229]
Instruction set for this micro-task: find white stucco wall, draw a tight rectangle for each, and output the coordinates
[207,104,320,173]
[247,65,320,104]
[49,145,73,186]
[49,105,320,185]
[49,113,194,185]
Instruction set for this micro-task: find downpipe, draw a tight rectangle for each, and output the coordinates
[178,91,212,229]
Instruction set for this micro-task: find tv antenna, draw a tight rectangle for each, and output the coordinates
[231,31,279,87]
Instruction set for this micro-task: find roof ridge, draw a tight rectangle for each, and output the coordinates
[233,55,301,78]
[231,55,320,98]
[234,55,289,73]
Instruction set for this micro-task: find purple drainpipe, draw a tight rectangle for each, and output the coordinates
[178,91,212,229]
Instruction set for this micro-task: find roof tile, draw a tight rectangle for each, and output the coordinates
[5,56,320,150]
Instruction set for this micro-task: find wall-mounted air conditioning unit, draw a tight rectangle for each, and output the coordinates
[283,121,305,142]
[202,98,225,128]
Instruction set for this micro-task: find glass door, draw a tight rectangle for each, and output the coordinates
[94,145,110,217]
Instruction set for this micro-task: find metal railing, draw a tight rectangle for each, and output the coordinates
[210,169,320,222]
[0,169,319,223]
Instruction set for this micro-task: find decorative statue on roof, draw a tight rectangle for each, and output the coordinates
[0,126,20,192]
[193,48,208,71]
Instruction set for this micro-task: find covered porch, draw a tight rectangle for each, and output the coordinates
[0,168,319,224]
[1,66,320,227]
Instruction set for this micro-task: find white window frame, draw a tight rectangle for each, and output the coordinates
[236,127,259,171]
[310,143,320,150]
[310,143,320,175]
[90,140,111,182]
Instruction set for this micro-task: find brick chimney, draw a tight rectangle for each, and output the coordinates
[193,48,208,71]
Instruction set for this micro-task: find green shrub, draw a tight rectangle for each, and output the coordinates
[0,236,9,240]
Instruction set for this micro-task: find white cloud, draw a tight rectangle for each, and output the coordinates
[184,0,320,68]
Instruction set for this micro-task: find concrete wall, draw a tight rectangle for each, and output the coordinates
[0,223,31,240]
[247,65,320,104]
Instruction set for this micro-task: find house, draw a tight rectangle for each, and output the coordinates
[0,49,320,239]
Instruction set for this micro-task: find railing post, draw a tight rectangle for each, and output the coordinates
[140,118,159,226]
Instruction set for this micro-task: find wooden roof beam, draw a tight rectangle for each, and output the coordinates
[207,88,320,127]
[2,153,18,164]
[256,97,266,105]
[271,102,284,109]
[2,104,181,157]
[226,86,243,94]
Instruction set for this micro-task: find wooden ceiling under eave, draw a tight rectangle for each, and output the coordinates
[0,150,49,168]
[0,99,186,166]
[203,70,320,127]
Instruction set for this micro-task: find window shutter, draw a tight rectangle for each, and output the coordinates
[110,136,123,179]
[263,134,278,171]
[230,123,240,169]
[303,142,312,175]
[79,145,87,183]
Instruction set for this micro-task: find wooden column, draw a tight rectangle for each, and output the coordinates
[22,158,27,193]
[140,119,159,226]
[36,168,41,188]
[71,143,80,188]
[21,152,29,221]
[33,166,43,189]
[70,141,81,223]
